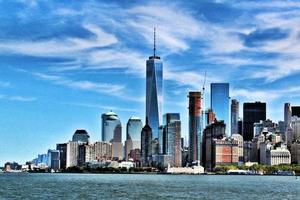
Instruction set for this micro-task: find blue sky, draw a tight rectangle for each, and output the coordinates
[1,0,300,166]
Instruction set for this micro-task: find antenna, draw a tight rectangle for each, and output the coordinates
[153,27,156,57]
[202,70,207,97]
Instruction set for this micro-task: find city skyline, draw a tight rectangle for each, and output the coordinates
[2,0,300,166]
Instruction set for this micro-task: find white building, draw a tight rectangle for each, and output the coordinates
[66,141,79,168]
[267,147,291,166]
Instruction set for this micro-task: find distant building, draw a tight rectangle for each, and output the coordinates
[268,147,291,165]
[56,143,67,169]
[205,109,216,126]
[101,111,122,160]
[238,119,243,136]
[164,113,182,167]
[188,91,202,163]
[284,103,292,131]
[291,106,300,118]
[66,141,79,168]
[213,138,239,168]
[145,31,163,140]
[125,117,143,160]
[202,120,226,170]
[291,142,300,164]
[231,134,243,162]
[291,116,300,142]
[211,83,230,137]
[72,129,90,143]
[243,102,266,141]
[91,141,112,161]
[141,119,152,167]
[47,149,60,170]
[231,99,239,135]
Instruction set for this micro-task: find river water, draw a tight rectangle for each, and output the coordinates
[0,173,299,199]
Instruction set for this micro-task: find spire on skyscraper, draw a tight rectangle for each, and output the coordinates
[153,27,156,58]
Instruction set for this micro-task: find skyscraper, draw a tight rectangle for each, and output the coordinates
[284,103,292,131]
[72,129,90,143]
[141,118,152,167]
[146,28,163,140]
[101,111,123,160]
[231,99,239,135]
[291,106,300,117]
[188,91,202,163]
[125,117,143,160]
[101,111,122,142]
[243,102,266,141]
[56,143,67,169]
[211,83,230,137]
[164,113,182,167]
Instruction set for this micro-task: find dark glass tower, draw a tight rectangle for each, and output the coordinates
[146,28,163,140]
[243,102,266,141]
[231,99,239,135]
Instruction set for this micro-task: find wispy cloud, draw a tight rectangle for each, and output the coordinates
[0,94,37,102]
[0,81,11,88]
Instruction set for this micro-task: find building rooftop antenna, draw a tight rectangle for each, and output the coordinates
[153,27,156,58]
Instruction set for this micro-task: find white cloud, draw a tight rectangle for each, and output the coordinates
[0,94,37,102]
[0,24,117,56]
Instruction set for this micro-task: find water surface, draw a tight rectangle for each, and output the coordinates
[0,173,299,199]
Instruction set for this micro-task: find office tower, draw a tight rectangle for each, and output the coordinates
[125,117,143,160]
[291,116,300,142]
[188,91,202,163]
[101,111,122,142]
[284,103,292,132]
[164,113,182,167]
[141,118,152,167]
[231,99,239,135]
[56,143,67,169]
[47,149,60,170]
[292,106,300,117]
[102,111,123,160]
[243,102,266,141]
[72,129,90,143]
[66,141,79,168]
[146,28,163,140]
[90,141,112,161]
[163,113,180,155]
[238,119,243,135]
[211,83,230,137]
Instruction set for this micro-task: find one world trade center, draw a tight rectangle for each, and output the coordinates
[146,28,163,139]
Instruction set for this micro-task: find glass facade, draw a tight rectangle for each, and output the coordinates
[146,57,163,139]
[211,83,230,137]
[126,117,143,141]
[101,111,122,142]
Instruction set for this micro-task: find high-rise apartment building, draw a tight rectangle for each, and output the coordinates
[188,91,202,163]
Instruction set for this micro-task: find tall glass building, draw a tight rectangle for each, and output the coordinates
[125,117,143,160]
[101,111,122,142]
[210,83,230,137]
[146,50,163,140]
